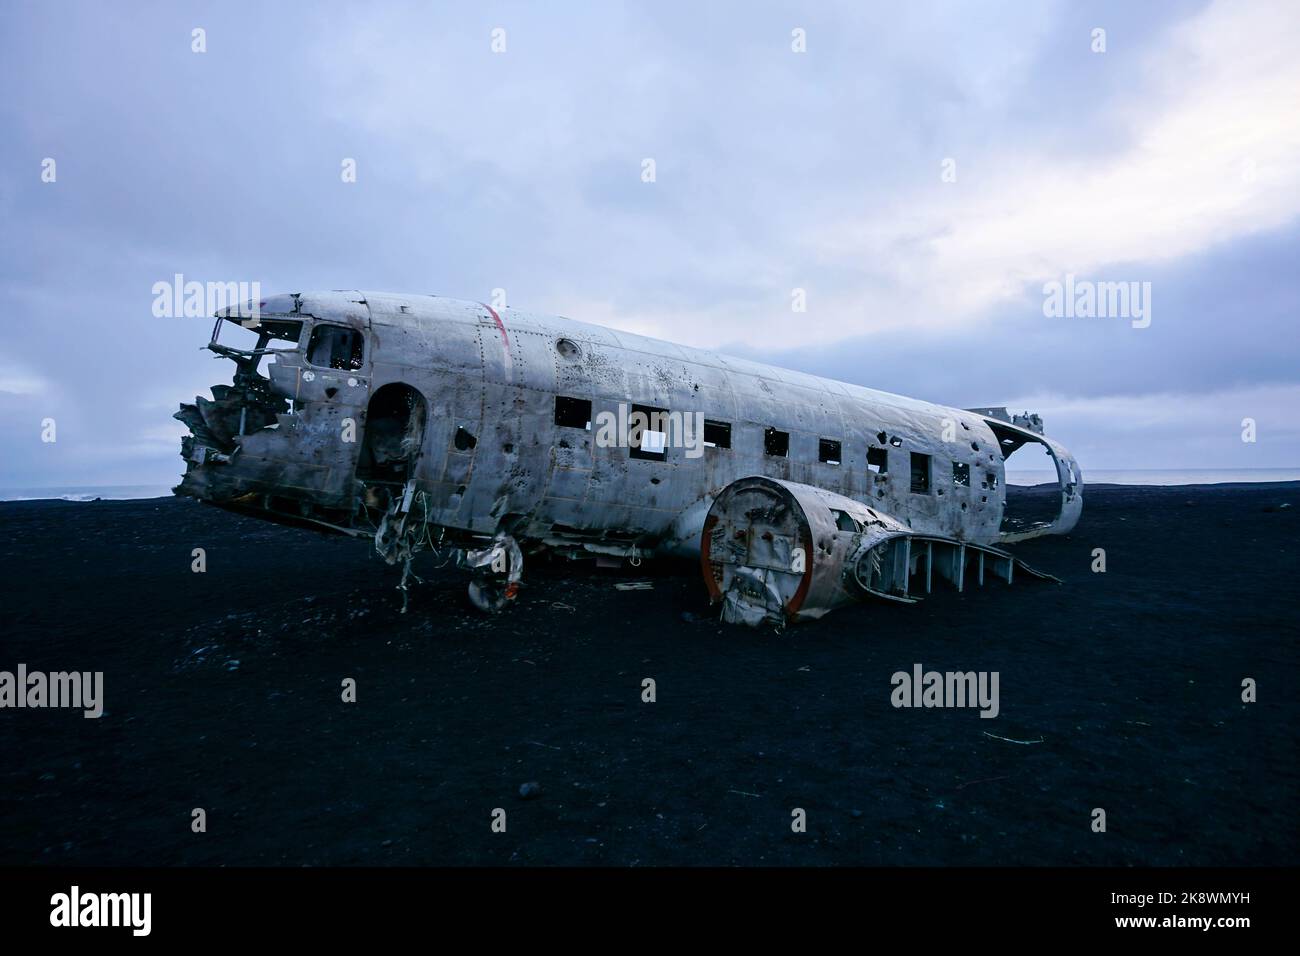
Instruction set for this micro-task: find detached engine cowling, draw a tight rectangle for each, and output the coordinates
[700,476,913,627]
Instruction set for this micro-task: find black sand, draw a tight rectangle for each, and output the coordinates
[1,483,1296,866]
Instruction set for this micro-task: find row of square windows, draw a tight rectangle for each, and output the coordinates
[552,396,998,495]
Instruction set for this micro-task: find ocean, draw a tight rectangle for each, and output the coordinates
[0,484,177,502]
[1005,468,1300,486]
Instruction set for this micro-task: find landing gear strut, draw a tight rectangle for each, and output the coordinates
[464,533,524,612]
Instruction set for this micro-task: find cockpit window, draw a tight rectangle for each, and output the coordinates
[210,317,303,350]
[308,325,364,370]
[251,319,303,343]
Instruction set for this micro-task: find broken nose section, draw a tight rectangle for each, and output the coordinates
[176,374,285,469]
[173,355,291,502]
[173,303,361,519]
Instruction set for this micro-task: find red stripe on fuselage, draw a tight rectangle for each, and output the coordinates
[482,303,510,350]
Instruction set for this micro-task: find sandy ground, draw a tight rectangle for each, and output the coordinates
[0,483,1296,866]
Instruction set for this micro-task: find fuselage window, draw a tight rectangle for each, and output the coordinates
[764,427,789,457]
[952,461,971,486]
[704,420,731,449]
[819,438,842,465]
[629,403,668,461]
[832,509,861,532]
[867,446,888,474]
[307,325,365,371]
[910,452,931,493]
[554,396,592,429]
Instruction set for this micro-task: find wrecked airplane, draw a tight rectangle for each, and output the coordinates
[175,291,1081,626]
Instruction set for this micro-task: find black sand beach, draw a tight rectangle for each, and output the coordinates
[1,483,1296,866]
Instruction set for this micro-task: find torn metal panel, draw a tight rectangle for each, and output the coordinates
[975,416,1083,541]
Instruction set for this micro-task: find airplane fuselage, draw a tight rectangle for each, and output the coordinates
[175,291,1082,567]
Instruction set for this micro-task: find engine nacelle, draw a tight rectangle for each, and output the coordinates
[700,476,913,627]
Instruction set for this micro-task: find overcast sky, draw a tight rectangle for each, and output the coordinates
[2,0,1297,489]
